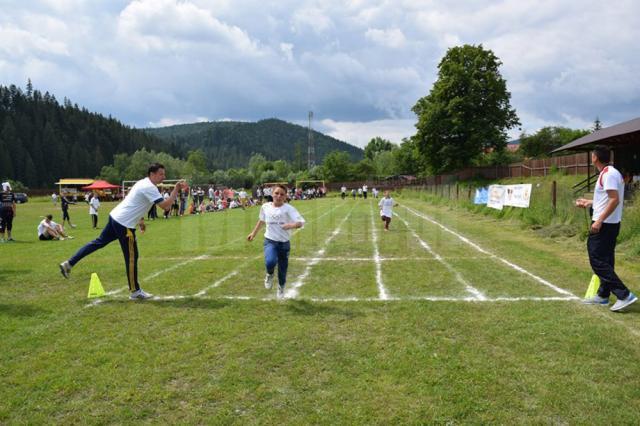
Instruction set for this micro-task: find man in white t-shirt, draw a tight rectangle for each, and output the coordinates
[59,163,187,300]
[340,186,347,200]
[577,145,636,312]
[89,193,100,229]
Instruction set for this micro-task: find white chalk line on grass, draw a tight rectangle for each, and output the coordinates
[285,206,355,299]
[369,204,390,300]
[395,213,487,301]
[161,255,493,262]
[87,201,346,307]
[100,294,576,303]
[403,205,579,299]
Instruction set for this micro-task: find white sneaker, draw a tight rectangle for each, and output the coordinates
[610,293,638,312]
[59,261,72,279]
[277,285,285,300]
[129,289,153,300]
[582,295,609,305]
[264,273,274,289]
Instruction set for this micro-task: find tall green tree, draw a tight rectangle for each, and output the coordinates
[393,138,423,175]
[364,137,395,160]
[322,150,352,182]
[412,44,520,174]
[519,126,590,158]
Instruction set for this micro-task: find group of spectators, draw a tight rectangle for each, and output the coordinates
[147,184,328,220]
[23,182,328,242]
[340,184,379,200]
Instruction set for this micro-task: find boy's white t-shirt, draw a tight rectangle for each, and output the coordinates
[110,177,163,228]
[593,165,624,223]
[379,197,394,217]
[259,202,305,242]
[89,197,100,215]
[37,219,50,236]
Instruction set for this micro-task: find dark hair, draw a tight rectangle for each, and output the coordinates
[147,163,165,175]
[592,145,610,163]
[46,214,53,220]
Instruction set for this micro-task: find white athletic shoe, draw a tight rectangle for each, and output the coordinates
[264,273,274,289]
[277,285,285,300]
[129,289,153,300]
[59,261,71,279]
[610,293,638,312]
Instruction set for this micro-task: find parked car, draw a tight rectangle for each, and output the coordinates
[14,193,28,203]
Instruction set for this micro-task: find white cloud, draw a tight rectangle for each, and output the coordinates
[320,118,416,148]
[291,7,333,34]
[280,42,294,61]
[148,116,210,128]
[117,0,261,54]
[365,28,406,48]
[0,0,637,140]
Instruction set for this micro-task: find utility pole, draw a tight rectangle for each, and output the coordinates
[307,111,315,169]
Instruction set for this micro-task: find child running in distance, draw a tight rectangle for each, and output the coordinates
[247,184,305,299]
[378,190,398,231]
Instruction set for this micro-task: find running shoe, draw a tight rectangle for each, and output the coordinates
[582,295,609,305]
[59,261,71,279]
[264,273,274,289]
[610,293,638,312]
[129,289,153,300]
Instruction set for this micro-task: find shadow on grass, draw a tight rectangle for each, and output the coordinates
[0,303,49,317]
[285,299,363,318]
[0,268,33,279]
[90,297,230,311]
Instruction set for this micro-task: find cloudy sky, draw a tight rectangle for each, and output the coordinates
[1,0,639,148]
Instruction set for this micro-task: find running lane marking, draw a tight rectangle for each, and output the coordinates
[403,205,578,298]
[370,204,390,300]
[395,213,486,301]
[102,294,576,303]
[285,207,354,299]
[87,201,344,307]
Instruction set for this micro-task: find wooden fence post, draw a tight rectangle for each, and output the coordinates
[552,180,557,213]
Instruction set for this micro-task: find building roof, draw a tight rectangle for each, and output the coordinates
[55,179,95,185]
[552,116,640,154]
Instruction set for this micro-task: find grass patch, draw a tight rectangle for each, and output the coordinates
[1,196,640,423]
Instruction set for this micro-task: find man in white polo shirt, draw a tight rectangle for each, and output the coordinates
[577,145,637,312]
[59,163,187,300]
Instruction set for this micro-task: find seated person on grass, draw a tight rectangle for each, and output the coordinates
[38,215,73,241]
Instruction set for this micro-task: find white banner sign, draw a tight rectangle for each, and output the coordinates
[503,184,532,208]
[487,185,506,210]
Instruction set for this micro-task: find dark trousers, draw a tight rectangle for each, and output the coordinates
[0,209,13,232]
[588,222,630,300]
[91,214,98,228]
[62,209,70,223]
[264,238,290,288]
[381,215,391,229]
[68,216,140,292]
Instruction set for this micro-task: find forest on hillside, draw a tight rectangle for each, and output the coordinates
[0,82,174,188]
[144,118,363,170]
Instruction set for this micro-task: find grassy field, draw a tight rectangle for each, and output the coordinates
[2,195,640,424]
